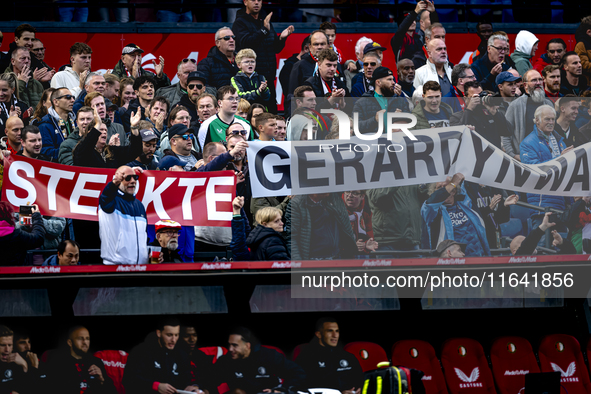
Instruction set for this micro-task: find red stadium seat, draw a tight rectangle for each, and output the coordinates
[94,350,128,394]
[344,341,389,372]
[292,343,309,361]
[490,337,540,394]
[391,340,449,394]
[441,338,497,394]
[198,346,228,363]
[263,345,286,356]
[538,334,591,394]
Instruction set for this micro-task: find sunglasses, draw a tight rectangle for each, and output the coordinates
[124,174,139,182]
[228,129,248,136]
[175,134,192,141]
[188,83,203,90]
[182,58,197,64]
[57,94,75,101]
[363,62,377,67]
[218,35,236,41]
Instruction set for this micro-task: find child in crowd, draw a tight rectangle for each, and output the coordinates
[231,49,271,108]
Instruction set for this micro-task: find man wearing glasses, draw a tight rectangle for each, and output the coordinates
[471,34,512,92]
[198,27,239,90]
[156,58,197,108]
[99,165,148,265]
[38,87,76,160]
[151,220,183,263]
[165,123,202,171]
[178,71,208,123]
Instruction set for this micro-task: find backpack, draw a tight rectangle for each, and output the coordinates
[362,362,425,394]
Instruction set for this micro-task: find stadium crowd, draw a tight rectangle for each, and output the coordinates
[1,0,591,264]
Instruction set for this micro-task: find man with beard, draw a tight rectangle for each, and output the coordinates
[555,95,587,147]
[560,52,587,96]
[178,72,207,123]
[151,220,183,263]
[414,38,453,96]
[533,38,567,74]
[351,52,381,97]
[543,65,562,101]
[502,69,554,161]
[46,326,116,394]
[445,63,476,112]
[123,318,201,394]
[353,66,408,134]
[0,325,28,394]
[99,166,148,265]
[156,58,197,108]
[127,125,159,170]
[303,48,348,110]
[20,125,53,161]
[85,92,129,146]
[472,34,512,92]
[397,58,415,97]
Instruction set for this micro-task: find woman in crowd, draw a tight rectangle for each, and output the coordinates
[0,202,46,266]
[31,88,56,125]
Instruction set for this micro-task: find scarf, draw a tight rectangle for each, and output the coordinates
[48,106,76,140]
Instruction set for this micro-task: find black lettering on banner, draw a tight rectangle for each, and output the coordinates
[404,135,437,179]
[330,143,366,185]
[533,164,554,190]
[254,146,291,190]
[471,133,495,178]
[513,162,531,187]
[564,148,590,192]
[494,155,511,183]
[295,145,329,188]
[438,131,462,174]
[550,157,568,191]
[370,138,404,182]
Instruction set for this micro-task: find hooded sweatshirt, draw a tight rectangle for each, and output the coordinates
[511,30,539,77]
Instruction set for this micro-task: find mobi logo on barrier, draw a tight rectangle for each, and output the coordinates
[295,109,418,153]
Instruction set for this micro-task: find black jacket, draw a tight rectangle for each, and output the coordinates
[215,344,306,393]
[178,93,199,124]
[123,333,196,394]
[121,98,146,134]
[279,53,300,100]
[246,225,290,261]
[515,227,576,255]
[73,127,143,169]
[352,90,411,134]
[296,340,364,391]
[197,46,239,90]
[303,72,350,109]
[554,120,589,148]
[46,349,117,394]
[149,239,183,263]
[232,8,287,80]
[0,212,45,266]
[449,105,512,150]
[288,53,317,95]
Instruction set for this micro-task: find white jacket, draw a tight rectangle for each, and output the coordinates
[413,59,453,90]
[50,67,83,99]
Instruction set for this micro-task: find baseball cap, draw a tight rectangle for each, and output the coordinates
[187,71,207,85]
[363,42,388,55]
[436,239,467,255]
[168,123,194,138]
[495,71,521,86]
[139,128,158,142]
[371,66,394,85]
[122,43,144,55]
[155,219,182,233]
[158,155,183,171]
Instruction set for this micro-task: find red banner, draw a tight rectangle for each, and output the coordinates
[1,156,236,227]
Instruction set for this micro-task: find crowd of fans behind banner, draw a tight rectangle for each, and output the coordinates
[2,0,591,265]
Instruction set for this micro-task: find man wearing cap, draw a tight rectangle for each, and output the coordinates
[99,165,148,265]
[350,42,387,89]
[163,123,202,171]
[352,66,408,134]
[494,71,521,114]
[155,58,198,108]
[414,38,453,97]
[151,220,183,263]
[436,240,466,258]
[303,48,349,110]
[178,71,208,123]
[350,51,381,97]
[127,125,160,170]
[113,43,170,91]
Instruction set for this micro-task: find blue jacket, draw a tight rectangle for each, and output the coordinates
[471,54,511,92]
[230,209,252,261]
[520,125,568,212]
[99,182,148,265]
[421,184,490,256]
[37,113,70,160]
[42,254,81,266]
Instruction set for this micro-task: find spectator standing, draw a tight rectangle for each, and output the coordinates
[554,95,587,147]
[413,39,453,96]
[246,207,289,260]
[510,30,539,76]
[575,16,591,85]
[411,81,454,130]
[7,47,43,109]
[533,38,567,73]
[231,49,271,107]
[471,34,512,92]
[0,202,45,266]
[50,42,92,99]
[59,106,93,165]
[37,87,76,160]
[198,27,239,90]
[156,58,197,108]
[543,64,563,100]
[112,43,170,91]
[1,116,23,155]
[0,73,29,136]
[560,52,587,96]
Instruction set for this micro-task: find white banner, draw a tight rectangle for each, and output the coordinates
[247,127,591,198]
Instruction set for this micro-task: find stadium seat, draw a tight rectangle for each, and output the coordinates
[94,350,128,394]
[292,343,309,361]
[391,340,449,394]
[510,205,531,235]
[490,337,540,394]
[263,345,286,356]
[499,218,523,239]
[198,346,227,363]
[441,338,497,394]
[538,334,591,394]
[344,341,389,372]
